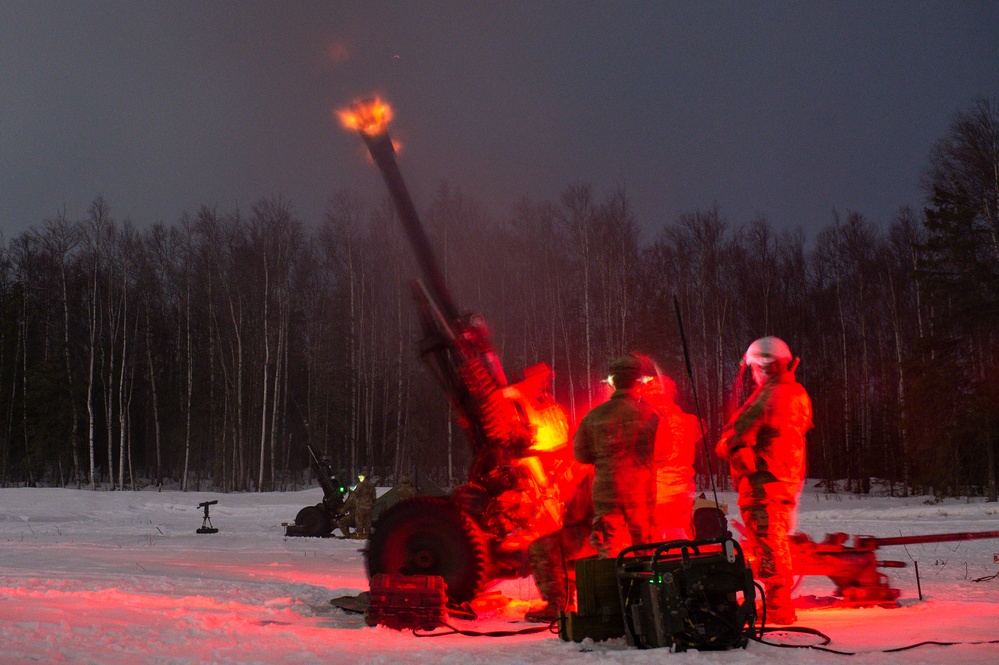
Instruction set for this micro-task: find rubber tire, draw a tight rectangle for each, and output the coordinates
[295,504,332,537]
[365,497,490,603]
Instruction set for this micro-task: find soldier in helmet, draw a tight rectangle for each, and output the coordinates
[573,353,660,558]
[395,474,417,502]
[353,474,377,537]
[639,371,701,542]
[715,337,813,625]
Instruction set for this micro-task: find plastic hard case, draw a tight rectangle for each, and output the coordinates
[365,573,448,630]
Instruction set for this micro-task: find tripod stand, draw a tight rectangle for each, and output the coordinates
[197,500,219,534]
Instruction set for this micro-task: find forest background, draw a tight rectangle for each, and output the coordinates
[2,98,997,501]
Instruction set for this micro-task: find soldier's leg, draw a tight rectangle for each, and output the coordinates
[561,525,597,610]
[355,506,372,536]
[764,502,795,616]
[336,514,355,537]
[741,498,795,623]
[623,501,652,547]
[528,532,568,608]
[654,495,695,541]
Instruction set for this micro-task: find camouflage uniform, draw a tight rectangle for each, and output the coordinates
[395,476,417,502]
[336,493,357,537]
[716,369,812,622]
[527,466,595,613]
[573,382,659,558]
[353,477,377,537]
[652,405,700,541]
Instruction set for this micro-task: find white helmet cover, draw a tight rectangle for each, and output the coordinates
[744,336,792,368]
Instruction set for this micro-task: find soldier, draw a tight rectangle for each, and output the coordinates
[335,492,357,538]
[353,474,377,537]
[525,465,595,623]
[715,337,813,625]
[395,474,417,502]
[573,353,659,558]
[639,372,701,541]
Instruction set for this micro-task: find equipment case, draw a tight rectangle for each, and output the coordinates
[616,538,756,651]
[365,573,448,630]
[558,557,626,642]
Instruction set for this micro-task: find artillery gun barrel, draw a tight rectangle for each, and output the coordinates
[344,97,571,603]
[353,104,460,324]
[868,530,999,548]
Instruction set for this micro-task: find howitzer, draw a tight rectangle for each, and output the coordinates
[789,529,999,607]
[343,99,572,603]
[285,444,348,537]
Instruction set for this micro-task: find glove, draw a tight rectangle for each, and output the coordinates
[715,434,734,460]
[729,446,757,477]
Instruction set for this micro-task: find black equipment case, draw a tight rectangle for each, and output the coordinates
[615,538,756,651]
[558,557,626,642]
[365,573,448,630]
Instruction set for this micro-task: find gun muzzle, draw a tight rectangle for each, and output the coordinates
[345,99,459,324]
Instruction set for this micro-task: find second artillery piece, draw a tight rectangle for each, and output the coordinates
[285,444,348,537]
[789,528,999,606]
[343,99,575,603]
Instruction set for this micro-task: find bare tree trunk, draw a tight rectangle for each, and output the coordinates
[258,254,270,491]
[228,287,245,490]
[348,233,358,480]
[50,220,82,487]
[987,428,998,502]
[279,312,291,490]
[143,302,163,487]
[831,235,852,492]
[182,275,193,491]
[117,273,128,491]
[19,296,32,486]
[0,304,10,485]
[268,299,287,489]
[87,258,98,490]
[362,265,375,478]
[393,276,405,481]
[859,279,870,494]
[125,341,137,491]
[105,283,118,490]
[886,273,909,497]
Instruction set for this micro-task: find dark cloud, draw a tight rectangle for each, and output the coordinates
[2,1,997,239]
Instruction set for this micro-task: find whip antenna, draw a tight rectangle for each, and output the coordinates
[673,294,725,534]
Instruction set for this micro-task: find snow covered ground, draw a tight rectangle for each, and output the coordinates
[1,482,997,664]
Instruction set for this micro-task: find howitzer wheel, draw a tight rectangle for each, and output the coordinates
[294,504,332,537]
[365,497,490,604]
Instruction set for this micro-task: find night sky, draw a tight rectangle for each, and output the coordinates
[2,1,997,241]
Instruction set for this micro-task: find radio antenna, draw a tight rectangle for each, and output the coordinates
[673,294,726,536]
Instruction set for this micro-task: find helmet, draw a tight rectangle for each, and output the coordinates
[744,337,793,386]
[744,337,792,368]
[609,353,656,389]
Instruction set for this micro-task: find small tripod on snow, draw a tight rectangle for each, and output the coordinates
[197,500,219,534]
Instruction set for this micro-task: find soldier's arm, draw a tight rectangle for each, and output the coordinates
[728,385,773,452]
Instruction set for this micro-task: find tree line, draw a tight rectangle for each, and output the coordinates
[1,98,996,500]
